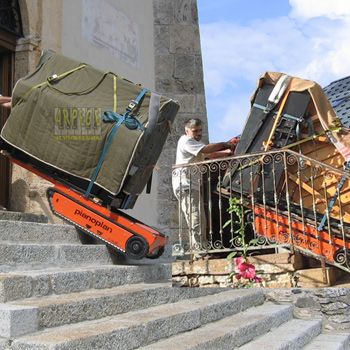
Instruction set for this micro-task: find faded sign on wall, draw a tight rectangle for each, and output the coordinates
[82,0,139,67]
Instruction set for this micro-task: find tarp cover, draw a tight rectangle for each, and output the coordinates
[253,72,350,161]
[1,50,179,196]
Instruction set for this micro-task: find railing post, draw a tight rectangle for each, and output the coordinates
[320,257,328,285]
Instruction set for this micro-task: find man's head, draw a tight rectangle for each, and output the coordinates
[184,118,202,141]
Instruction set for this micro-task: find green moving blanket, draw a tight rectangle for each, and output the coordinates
[1,50,179,200]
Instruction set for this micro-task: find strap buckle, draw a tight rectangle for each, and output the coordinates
[47,74,58,83]
[263,101,274,114]
[127,100,138,112]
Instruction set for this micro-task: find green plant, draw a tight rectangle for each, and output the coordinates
[224,197,262,287]
[224,197,258,260]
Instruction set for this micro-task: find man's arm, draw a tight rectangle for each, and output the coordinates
[182,136,239,159]
[200,142,232,154]
[200,137,240,159]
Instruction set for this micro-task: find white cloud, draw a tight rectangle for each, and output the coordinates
[289,0,350,20]
[201,2,350,141]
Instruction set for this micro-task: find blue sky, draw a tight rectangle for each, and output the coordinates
[198,0,350,142]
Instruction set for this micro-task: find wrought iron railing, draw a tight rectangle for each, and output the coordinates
[172,149,350,273]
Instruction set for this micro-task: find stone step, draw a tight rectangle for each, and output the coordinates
[0,337,8,349]
[0,211,48,223]
[0,264,171,302]
[303,332,350,350]
[10,289,264,349]
[140,302,293,350]
[238,318,322,349]
[0,243,113,270]
[0,220,80,244]
[3,283,225,336]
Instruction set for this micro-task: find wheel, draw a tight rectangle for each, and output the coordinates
[125,236,149,260]
[146,246,165,259]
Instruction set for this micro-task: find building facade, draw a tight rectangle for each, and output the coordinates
[0,0,207,242]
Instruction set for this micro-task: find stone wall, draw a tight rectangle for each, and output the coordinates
[172,253,305,288]
[152,0,207,243]
[10,0,55,219]
[265,288,350,331]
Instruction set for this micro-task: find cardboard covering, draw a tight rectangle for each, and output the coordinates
[226,71,350,224]
[254,72,350,160]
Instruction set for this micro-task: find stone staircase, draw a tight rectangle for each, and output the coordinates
[0,211,349,349]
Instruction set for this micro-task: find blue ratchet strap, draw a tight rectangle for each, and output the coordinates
[253,103,268,111]
[254,102,304,140]
[253,103,303,122]
[317,161,350,231]
[84,88,149,197]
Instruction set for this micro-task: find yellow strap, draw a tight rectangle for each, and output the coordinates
[263,89,290,151]
[19,64,87,102]
[20,81,47,102]
[281,126,342,149]
[113,75,117,112]
[48,64,86,81]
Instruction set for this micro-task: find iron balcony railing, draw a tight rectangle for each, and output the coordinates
[172,149,350,273]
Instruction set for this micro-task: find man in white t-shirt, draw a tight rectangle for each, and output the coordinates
[172,118,237,257]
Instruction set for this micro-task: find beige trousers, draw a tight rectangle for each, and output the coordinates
[179,190,207,249]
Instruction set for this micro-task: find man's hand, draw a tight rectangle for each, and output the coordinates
[228,136,240,145]
[0,96,11,109]
[227,136,240,152]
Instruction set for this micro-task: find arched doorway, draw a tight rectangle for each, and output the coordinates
[0,0,22,209]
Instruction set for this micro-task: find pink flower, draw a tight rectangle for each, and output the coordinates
[234,257,261,282]
[237,262,256,279]
[234,256,244,267]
